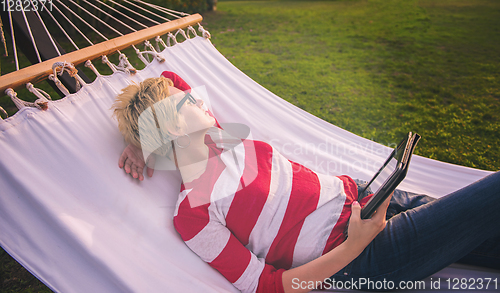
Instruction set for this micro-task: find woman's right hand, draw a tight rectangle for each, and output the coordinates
[118,144,155,181]
[345,193,392,252]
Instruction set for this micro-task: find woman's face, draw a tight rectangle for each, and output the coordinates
[169,86,215,135]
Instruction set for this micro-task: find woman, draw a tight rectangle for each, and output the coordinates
[113,72,500,293]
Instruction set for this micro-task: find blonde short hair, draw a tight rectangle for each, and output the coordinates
[112,77,184,156]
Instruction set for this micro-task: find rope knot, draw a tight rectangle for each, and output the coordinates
[198,24,211,39]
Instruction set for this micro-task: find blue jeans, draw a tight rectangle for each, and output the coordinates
[333,171,500,290]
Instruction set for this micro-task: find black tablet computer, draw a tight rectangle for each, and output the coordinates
[359,132,421,219]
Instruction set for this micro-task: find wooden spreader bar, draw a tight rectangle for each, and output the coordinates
[0,14,203,95]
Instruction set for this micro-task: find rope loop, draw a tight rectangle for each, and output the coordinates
[102,54,136,75]
[166,32,178,47]
[53,61,78,78]
[0,106,7,120]
[27,83,52,101]
[5,86,49,111]
[175,29,188,41]
[144,40,157,53]
[85,60,101,77]
[26,83,52,110]
[166,29,192,47]
[141,41,155,64]
[136,50,166,65]
[142,40,165,63]
[102,55,118,73]
[155,36,165,51]
[5,88,22,110]
[48,74,70,96]
[5,88,16,97]
[51,61,87,93]
[198,24,211,39]
[117,53,137,75]
[187,26,198,39]
[133,46,141,55]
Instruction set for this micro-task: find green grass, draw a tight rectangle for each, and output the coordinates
[0,249,51,292]
[203,0,500,170]
[1,0,499,291]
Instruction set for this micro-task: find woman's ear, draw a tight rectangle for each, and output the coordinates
[166,127,183,137]
[163,120,185,137]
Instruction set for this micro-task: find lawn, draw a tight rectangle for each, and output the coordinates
[202,0,500,170]
[1,0,499,291]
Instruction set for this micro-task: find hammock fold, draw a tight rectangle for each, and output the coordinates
[0,36,497,292]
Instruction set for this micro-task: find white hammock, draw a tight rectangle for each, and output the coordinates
[0,36,497,293]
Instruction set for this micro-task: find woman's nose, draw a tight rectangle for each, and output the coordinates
[196,99,204,107]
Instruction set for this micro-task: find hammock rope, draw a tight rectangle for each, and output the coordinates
[0,106,7,119]
[29,0,61,56]
[26,83,53,111]
[41,0,80,51]
[0,0,207,114]
[131,0,188,19]
[155,35,168,51]
[96,0,149,30]
[54,0,138,74]
[5,87,50,111]
[0,18,8,56]
[198,24,211,39]
[187,26,199,39]
[7,5,19,71]
[74,0,169,65]
[49,0,95,47]
[20,9,42,63]
[63,0,145,70]
[59,0,121,41]
[106,0,161,26]
[134,40,165,64]
[121,0,171,23]
[4,0,195,70]
[85,60,102,77]
[80,0,138,34]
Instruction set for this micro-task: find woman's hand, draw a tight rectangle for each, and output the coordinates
[118,144,155,181]
[345,193,393,252]
[282,193,393,293]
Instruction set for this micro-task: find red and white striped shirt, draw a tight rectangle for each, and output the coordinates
[173,128,360,293]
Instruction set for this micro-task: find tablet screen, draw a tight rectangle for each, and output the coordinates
[370,154,399,194]
[360,135,408,197]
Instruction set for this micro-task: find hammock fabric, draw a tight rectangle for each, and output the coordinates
[0,36,497,292]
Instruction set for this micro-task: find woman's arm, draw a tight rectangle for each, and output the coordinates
[282,194,392,293]
[161,71,191,91]
[118,143,155,181]
[175,192,392,293]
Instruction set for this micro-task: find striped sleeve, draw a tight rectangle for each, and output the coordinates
[174,209,285,293]
[161,71,191,91]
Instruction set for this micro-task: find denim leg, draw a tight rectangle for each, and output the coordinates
[334,171,500,289]
[457,234,500,269]
[386,189,435,219]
